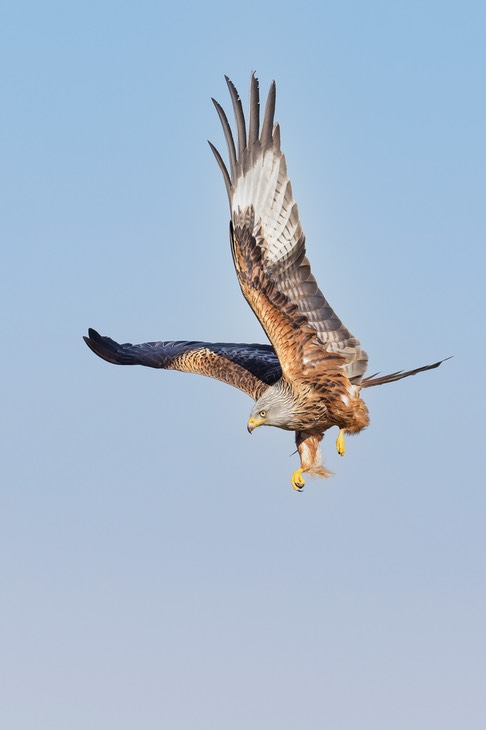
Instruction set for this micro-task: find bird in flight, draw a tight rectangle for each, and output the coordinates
[84,74,446,491]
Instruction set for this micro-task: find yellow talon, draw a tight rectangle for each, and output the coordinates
[336,428,346,457]
[291,467,306,491]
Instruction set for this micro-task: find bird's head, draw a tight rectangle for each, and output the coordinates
[247,384,295,432]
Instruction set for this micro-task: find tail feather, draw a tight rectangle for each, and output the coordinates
[361,357,451,388]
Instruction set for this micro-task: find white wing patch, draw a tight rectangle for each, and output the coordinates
[232,148,303,269]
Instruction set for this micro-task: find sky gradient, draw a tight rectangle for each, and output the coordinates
[1,2,485,728]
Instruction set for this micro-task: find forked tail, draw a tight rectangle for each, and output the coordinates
[361,357,451,388]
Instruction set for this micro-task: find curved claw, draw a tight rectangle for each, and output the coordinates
[291,467,305,491]
[336,429,346,457]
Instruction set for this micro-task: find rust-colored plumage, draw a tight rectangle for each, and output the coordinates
[84,74,447,490]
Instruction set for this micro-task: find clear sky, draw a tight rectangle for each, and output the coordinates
[1,1,485,728]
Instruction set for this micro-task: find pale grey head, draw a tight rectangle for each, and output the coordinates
[247,382,297,432]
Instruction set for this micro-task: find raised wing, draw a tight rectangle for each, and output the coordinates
[210,74,368,384]
[84,328,281,400]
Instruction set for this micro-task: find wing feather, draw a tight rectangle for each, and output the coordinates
[84,328,281,400]
[260,80,276,149]
[211,98,237,182]
[208,140,231,205]
[210,74,368,384]
[248,73,259,146]
[225,76,246,160]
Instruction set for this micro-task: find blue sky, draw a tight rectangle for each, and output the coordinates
[1,2,485,728]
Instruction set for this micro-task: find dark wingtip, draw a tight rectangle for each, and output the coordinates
[260,80,276,149]
[208,140,231,204]
[84,332,101,357]
[83,328,123,365]
[225,74,247,158]
[248,72,260,145]
[211,95,237,181]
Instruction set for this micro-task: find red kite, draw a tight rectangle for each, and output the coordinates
[85,75,446,490]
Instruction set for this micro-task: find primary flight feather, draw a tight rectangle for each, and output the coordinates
[84,74,446,490]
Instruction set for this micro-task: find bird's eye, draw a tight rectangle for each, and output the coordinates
[259,410,266,418]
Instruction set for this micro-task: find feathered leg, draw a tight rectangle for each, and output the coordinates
[291,431,334,491]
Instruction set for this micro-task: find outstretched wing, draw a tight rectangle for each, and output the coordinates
[210,74,368,384]
[84,328,281,400]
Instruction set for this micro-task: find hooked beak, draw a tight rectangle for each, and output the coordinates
[247,417,264,433]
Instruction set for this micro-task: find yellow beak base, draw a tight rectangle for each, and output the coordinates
[247,417,265,433]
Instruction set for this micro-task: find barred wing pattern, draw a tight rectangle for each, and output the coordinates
[83,328,281,400]
[210,75,368,384]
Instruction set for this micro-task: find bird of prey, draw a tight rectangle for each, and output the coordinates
[84,74,446,491]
